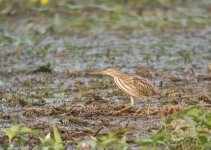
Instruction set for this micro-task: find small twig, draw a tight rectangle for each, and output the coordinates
[93,127,103,137]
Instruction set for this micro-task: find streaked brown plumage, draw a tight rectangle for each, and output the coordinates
[92,68,160,109]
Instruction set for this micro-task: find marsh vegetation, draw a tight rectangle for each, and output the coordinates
[0,0,211,149]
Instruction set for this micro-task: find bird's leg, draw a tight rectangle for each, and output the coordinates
[115,96,134,113]
[147,98,152,115]
[130,96,135,106]
[124,96,134,109]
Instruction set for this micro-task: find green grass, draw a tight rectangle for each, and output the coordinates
[1,125,64,150]
[78,105,211,150]
[1,0,210,32]
[137,105,211,149]
[1,105,210,149]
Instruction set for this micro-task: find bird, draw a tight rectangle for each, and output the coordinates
[91,68,160,114]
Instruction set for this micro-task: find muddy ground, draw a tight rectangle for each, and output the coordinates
[0,0,211,148]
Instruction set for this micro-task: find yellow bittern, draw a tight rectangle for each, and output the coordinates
[91,68,160,114]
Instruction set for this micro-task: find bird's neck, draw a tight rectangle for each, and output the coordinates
[111,71,129,78]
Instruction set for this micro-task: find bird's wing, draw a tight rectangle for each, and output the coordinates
[132,76,160,96]
[114,76,140,97]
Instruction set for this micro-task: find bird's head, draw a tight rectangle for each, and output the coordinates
[90,68,120,77]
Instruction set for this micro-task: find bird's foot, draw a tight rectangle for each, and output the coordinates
[114,105,133,114]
